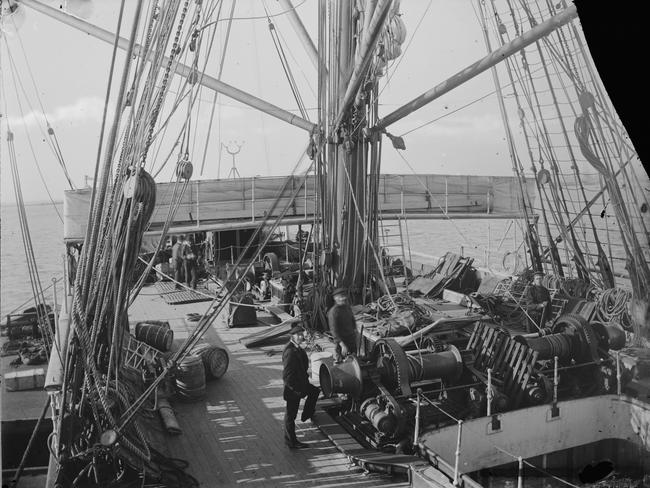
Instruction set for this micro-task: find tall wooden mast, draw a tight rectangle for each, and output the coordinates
[316,0,395,301]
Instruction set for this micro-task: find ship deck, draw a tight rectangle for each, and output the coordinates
[128,282,410,487]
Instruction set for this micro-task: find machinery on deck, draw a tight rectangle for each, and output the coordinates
[319,314,628,452]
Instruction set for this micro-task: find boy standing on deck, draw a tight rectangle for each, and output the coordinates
[282,325,320,449]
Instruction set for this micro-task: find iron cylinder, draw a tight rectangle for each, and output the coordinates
[514,333,573,360]
[361,399,398,435]
[319,356,363,398]
[407,345,463,382]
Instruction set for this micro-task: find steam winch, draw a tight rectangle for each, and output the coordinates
[319,314,627,450]
[319,338,466,400]
[319,338,468,439]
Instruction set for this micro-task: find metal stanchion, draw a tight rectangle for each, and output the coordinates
[414,389,421,447]
[52,277,60,333]
[453,420,463,486]
[553,356,559,404]
[487,368,493,417]
[616,351,622,397]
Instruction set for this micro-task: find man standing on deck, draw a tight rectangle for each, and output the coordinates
[184,236,198,289]
[525,271,552,331]
[171,235,187,289]
[282,325,320,449]
[327,287,359,363]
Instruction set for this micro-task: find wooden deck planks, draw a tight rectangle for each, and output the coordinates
[128,285,408,487]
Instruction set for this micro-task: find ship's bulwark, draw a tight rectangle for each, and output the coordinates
[63,174,534,243]
[419,395,650,474]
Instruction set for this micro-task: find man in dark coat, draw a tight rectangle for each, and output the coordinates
[327,287,358,363]
[282,325,320,449]
[525,271,552,331]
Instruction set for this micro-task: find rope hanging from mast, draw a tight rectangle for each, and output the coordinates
[263,1,309,120]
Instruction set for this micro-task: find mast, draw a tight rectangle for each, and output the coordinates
[317,0,395,299]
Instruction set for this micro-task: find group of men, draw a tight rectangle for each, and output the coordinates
[171,234,199,290]
[281,274,553,449]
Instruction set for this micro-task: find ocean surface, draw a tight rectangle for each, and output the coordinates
[0,201,518,317]
[1,202,66,318]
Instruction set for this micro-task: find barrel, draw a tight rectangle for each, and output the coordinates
[310,352,332,385]
[191,343,229,380]
[135,323,173,352]
[175,355,206,402]
[134,321,170,334]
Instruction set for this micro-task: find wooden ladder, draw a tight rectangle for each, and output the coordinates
[379,217,411,286]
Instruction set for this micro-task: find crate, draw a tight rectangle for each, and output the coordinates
[442,289,469,306]
[4,368,46,391]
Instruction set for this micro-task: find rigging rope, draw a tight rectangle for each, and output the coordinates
[3,48,63,222]
[6,130,57,355]
[199,0,234,176]
[10,25,74,189]
[263,1,309,120]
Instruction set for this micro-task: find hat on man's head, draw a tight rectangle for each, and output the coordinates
[289,324,305,335]
[533,271,544,278]
[332,287,347,297]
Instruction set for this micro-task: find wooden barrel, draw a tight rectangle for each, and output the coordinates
[175,354,206,402]
[134,320,170,334]
[135,323,173,352]
[191,344,229,380]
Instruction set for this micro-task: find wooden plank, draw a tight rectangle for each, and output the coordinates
[506,344,527,395]
[239,317,301,348]
[492,334,510,373]
[407,276,445,296]
[466,321,483,351]
[512,348,534,398]
[503,343,523,392]
[485,331,505,370]
[485,328,502,369]
[476,327,495,369]
[494,338,514,377]
[265,304,294,322]
[515,350,539,407]
[472,327,485,358]
[477,327,495,369]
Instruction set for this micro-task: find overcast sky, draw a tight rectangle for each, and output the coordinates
[0,0,533,204]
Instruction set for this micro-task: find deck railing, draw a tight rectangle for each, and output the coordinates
[63,174,530,242]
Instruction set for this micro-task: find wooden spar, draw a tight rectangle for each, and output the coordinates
[17,0,316,133]
[277,0,324,74]
[373,4,578,131]
[334,3,355,286]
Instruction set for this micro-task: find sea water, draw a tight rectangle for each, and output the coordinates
[1,202,65,317]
